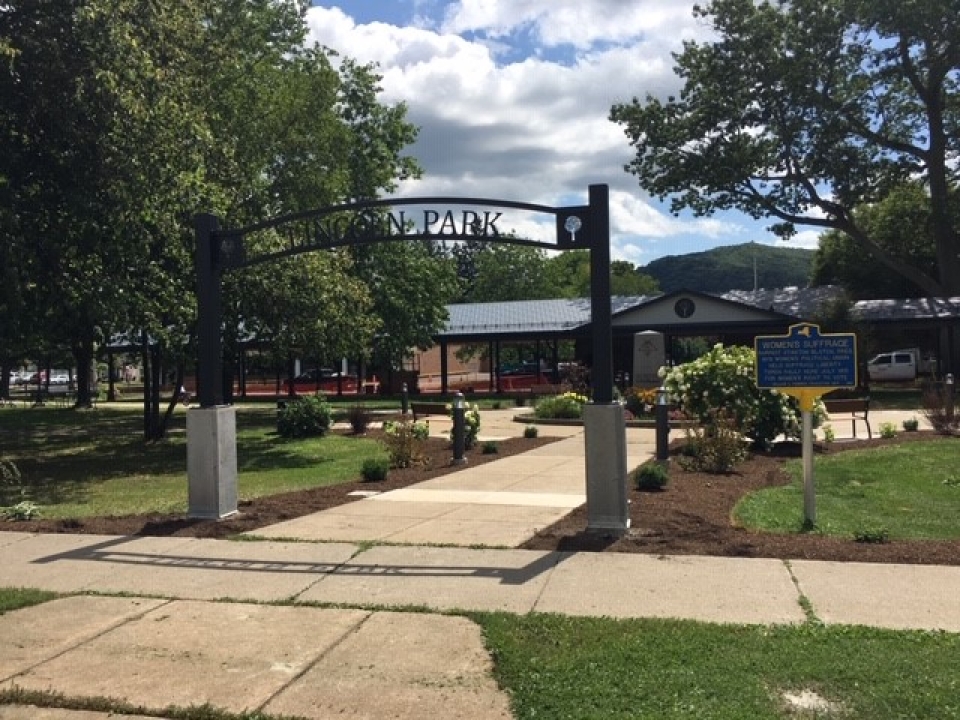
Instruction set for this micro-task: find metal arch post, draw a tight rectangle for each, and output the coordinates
[195,213,223,409]
[588,184,614,404]
[583,183,629,535]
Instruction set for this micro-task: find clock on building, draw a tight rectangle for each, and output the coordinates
[674,298,696,318]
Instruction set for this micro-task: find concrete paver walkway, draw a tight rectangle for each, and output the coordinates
[1,407,956,720]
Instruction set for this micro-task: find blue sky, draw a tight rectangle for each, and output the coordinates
[306,1,823,268]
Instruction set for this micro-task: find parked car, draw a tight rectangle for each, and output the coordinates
[49,371,70,385]
[286,368,358,394]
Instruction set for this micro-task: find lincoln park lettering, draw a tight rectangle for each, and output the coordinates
[282,208,504,252]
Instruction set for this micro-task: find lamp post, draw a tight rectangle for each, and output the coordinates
[452,391,467,465]
[946,373,955,424]
[656,385,670,461]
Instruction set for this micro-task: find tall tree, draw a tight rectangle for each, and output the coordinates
[611,0,960,297]
[811,183,942,298]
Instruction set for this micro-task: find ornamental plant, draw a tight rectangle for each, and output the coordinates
[382,419,430,468]
[623,386,658,417]
[533,391,589,420]
[660,343,808,448]
[277,395,333,438]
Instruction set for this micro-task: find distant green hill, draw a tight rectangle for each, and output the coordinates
[641,243,815,293]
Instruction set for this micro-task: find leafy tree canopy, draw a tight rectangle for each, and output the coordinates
[811,182,944,298]
[611,0,960,296]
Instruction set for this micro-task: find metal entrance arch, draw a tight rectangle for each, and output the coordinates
[190,184,628,534]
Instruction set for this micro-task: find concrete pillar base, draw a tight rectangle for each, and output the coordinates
[583,402,630,535]
[187,406,238,519]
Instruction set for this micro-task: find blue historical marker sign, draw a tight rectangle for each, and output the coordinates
[755,323,857,389]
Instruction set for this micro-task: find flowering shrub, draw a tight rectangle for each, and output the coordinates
[660,343,807,448]
[623,386,659,417]
[534,392,589,419]
[382,419,430,468]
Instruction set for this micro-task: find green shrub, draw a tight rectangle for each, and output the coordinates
[3,500,41,521]
[482,440,499,454]
[491,400,502,410]
[854,526,890,544]
[821,424,835,443]
[523,424,539,438]
[346,404,372,434]
[277,395,332,438]
[677,412,749,473]
[902,416,920,432]
[360,457,390,482]
[633,462,669,491]
[534,392,588,419]
[879,421,897,439]
[382,420,429,468]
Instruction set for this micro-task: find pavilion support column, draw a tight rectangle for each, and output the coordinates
[440,340,449,395]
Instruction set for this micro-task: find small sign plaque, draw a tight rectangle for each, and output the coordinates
[755,323,857,390]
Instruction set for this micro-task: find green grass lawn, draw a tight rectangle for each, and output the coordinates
[0,404,388,518]
[480,612,960,720]
[734,438,960,539]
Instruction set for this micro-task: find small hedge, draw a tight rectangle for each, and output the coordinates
[633,462,669,491]
[277,395,333,438]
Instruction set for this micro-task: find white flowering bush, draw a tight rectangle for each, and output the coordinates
[660,343,805,448]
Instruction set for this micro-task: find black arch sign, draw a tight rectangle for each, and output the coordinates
[194,184,613,407]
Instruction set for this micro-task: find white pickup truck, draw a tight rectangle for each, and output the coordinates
[866,348,936,381]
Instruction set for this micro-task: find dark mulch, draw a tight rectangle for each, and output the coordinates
[6,427,959,566]
[521,430,960,566]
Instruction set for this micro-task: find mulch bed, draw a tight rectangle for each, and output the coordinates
[521,430,960,566]
[5,428,959,566]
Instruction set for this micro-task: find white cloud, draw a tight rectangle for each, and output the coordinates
[441,0,710,50]
[305,3,779,264]
[775,229,823,251]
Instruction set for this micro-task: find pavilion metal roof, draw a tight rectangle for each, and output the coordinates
[443,296,658,337]
[441,286,960,339]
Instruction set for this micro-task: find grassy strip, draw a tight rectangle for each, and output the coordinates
[0,587,58,615]
[734,438,960,539]
[479,612,960,720]
[0,405,387,518]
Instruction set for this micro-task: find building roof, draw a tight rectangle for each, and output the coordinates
[440,287,960,340]
[443,296,658,338]
[852,296,960,321]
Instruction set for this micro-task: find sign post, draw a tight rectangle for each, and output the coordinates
[755,323,857,526]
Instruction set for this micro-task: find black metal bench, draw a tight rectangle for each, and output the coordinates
[410,401,449,421]
[823,397,871,439]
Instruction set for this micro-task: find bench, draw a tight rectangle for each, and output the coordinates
[410,401,449,421]
[823,397,871,439]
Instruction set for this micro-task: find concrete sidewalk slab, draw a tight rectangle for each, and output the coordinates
[0,534,358,601]
[372,488,584,508]
[263,611,512,719]
[3,599,370,714]
[791,560,960,631]
[0,596,168,681]
[0,598,511,720]
[298,545,563,613]
[382,505,576,546]
[535,553,806,625]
